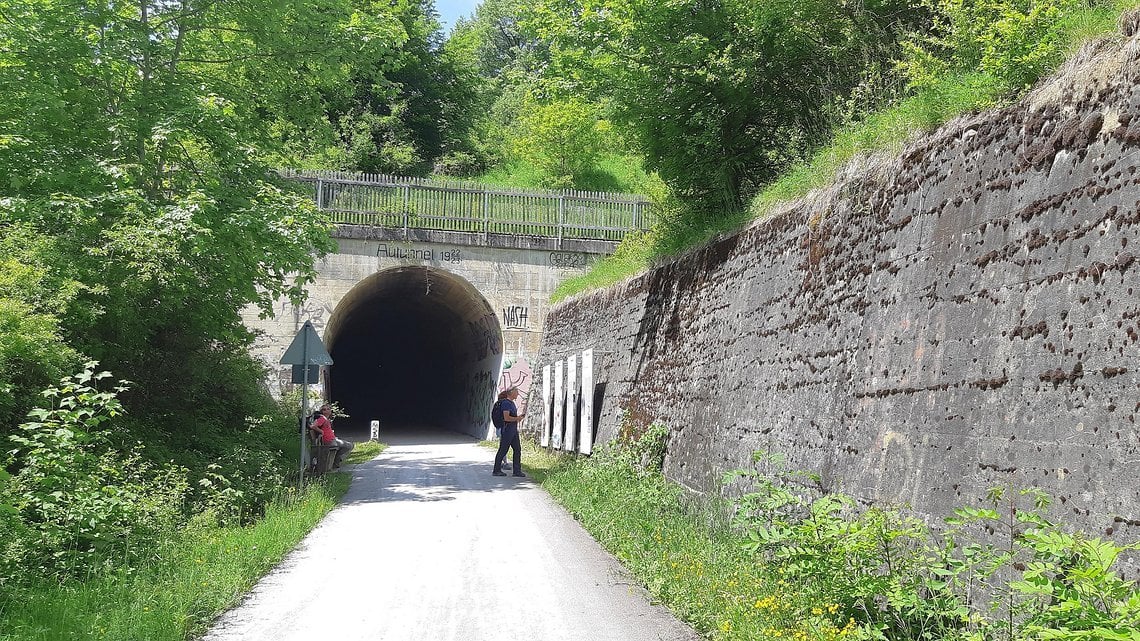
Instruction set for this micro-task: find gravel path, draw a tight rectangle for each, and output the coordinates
[200,429,699,641]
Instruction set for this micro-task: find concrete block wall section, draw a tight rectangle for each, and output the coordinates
[536,35,1140,571]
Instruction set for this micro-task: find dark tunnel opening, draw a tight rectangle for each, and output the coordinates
[324,266,502,438]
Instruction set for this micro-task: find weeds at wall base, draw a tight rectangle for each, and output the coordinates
[533,431,1140,641]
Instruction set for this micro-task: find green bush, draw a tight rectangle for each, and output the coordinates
[725,452,974,639]
[721,453,1140,640]
[434,151,486,177]
[941,487,1140,639]
[1,364,188,584]
[900,0,1098,93]
[0,362,304,588]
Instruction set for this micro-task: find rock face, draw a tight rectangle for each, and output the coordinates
[537,28,1140,570]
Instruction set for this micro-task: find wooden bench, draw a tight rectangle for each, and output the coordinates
[308,434,341,476]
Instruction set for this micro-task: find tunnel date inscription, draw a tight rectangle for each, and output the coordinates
[376,243,462,264]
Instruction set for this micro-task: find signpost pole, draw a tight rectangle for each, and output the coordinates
[281,320,332,491]
[299,328,309,490]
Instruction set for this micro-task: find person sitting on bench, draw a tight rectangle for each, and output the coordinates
[310,404,354,470]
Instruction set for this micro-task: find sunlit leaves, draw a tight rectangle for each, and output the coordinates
[528,0,924,210]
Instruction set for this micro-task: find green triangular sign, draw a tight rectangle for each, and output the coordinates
[280,320,333,366]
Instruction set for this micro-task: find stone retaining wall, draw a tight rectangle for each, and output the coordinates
[537,33,1140,571]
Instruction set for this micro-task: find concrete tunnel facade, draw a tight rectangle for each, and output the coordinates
[322,266,503,438]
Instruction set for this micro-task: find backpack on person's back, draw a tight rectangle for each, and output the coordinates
[490,399,505,431]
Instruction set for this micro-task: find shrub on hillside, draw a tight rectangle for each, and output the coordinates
[900,0,1095,92]
[0,365,188,584]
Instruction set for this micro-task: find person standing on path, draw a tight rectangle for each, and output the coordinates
[491,389,513,471]
[492,387,525,477]
[311,404,354,470]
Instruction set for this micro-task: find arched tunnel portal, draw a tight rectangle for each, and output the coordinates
[324,266,503,439]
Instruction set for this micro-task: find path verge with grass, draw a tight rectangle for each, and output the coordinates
[518,435,1140,641]
[0,443,386,641]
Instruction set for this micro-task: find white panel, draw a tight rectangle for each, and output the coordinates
[566,354,578,452]
[580,349,594,455]
[540,364,551,447]
[552,360,565,450]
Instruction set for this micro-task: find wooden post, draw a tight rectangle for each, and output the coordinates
[482,188,489,243]
[402,184,410,239]
[315,178,324,210]
[557,194,565,249]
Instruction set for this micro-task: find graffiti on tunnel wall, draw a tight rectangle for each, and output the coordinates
[466,370,495,427]
[502,305,529,329]
[467,312,503,360]
[498,357,533,414]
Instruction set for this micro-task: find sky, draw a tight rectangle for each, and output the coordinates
[436,0,482,33]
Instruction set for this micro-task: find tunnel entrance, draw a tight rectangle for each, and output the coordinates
[324,266,503,439]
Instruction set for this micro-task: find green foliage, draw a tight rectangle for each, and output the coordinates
[0,0,342,511]
[943,487,1140,639]
[900,0,1093,92]
[725,452,974,639]
[529,0,926,211]
[509,98,611,188]
[0,477,348,641]
[607,415,671,474]
[551,229,657,301]
[0,298,77,432]
[1,364,188,583]
[0,225,84,431]
[553,0,1136,304]
[749,70,1004,220]
[540,432,1140,641]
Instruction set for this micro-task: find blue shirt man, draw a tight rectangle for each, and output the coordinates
[492,387,526,477]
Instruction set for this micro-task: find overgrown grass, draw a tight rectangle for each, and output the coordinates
[0,476,351,641]
[551,1,1138,302]
[748,72,1004,219]
[344,439,385,465]
[537,440,1140,640]
[537,448,860,640]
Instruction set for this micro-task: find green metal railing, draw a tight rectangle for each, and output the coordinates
[281,169,654,242]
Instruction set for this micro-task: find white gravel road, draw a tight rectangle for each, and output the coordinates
[200,429,699,641]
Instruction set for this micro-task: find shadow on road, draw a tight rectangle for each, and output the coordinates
[335,426,535,506]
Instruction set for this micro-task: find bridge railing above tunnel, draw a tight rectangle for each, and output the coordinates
[279,169,655,243]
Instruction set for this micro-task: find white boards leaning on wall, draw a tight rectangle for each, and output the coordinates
[542,349,595,455]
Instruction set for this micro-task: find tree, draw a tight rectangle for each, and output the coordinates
[0,0,397,433]
[528,0,925,211]
[510,98,610,188]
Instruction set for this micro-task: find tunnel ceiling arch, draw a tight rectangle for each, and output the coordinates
[324,266,503,438]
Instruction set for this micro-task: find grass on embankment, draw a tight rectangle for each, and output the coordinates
[530,448,837,640]
[551,1,1137,303]
[0,443,386,641]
